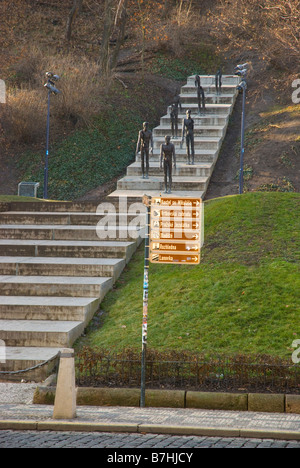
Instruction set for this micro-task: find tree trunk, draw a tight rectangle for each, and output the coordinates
[110,0,128,71]
[66,0,83,41]
[99,0,114,77]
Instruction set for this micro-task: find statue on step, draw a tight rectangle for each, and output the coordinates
[136,121,153,179]
[195,75,205,114]
[181,109,195,165]
[215,68,222,95]
[160,135,176,193]
[170,94,182,139]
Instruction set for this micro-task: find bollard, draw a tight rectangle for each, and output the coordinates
[53,348,77,420]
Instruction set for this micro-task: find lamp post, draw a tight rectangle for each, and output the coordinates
[43,72,60,199]
[235,65,248,195]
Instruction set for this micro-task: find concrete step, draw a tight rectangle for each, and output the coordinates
[136,149,218,163]
[126,161,213,178]
[0,256,125,280]
[109,189,204,199]
[181,84,238,94]
[0,275,113,298]
[153,136,221,150]
[160,114,229,127]
[5,198,144,212]
[0,239,137,261]
[0,211,146,226]
[0,296,100,322]
[179,93,235,104]
[6,201,102,213]
[117,175,208,191]
[0,224,144,241]
[185,75,241,86]
[153,125,225,138]
[0,347,61,382]
[172,103,233,115]
[0,319,84,347]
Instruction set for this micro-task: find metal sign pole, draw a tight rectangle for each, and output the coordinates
[140,195,151,408]
[44,90,51,199]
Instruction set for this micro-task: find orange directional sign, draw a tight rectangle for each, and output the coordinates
[149,196,203,265]
[151,219,200,230]
[151,229,201,241]
[152,197,202,207]
[150,240,200,253]
[150,253,200,264]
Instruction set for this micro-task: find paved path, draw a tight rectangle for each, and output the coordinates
[0,383,300,444]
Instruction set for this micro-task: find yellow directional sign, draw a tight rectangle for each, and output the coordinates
[150,253,200,265]
[149,196,203,264]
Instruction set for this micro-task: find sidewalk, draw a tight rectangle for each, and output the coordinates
[0,383,300,440]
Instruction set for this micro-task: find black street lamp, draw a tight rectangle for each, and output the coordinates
[43,72,61,199]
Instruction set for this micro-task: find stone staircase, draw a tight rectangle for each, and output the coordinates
[113,74,241,198]
[0,198,145,381]
[0,75,240,381]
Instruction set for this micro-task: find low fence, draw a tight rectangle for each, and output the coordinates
[75,348,300,394]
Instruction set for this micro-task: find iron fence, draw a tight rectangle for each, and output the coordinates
[75,347,300,394]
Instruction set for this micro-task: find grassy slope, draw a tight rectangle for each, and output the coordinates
[75,192,300,358]
[16,104,142,201]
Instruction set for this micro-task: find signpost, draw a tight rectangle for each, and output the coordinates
[150,196,203,264]
[140,195,203,407]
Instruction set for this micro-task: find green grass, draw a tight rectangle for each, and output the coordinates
[148,46,221,81]
[0,195,44,202]
[16,107,141,201]
[75,192,300,358]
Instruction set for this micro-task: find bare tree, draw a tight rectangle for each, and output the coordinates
[66,0,83,42]
[99,0,114,76]
[110,0,128,71]
[99,0,128,77]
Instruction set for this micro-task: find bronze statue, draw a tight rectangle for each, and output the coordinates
[215,68,222,95]
[170,95,182,139]
[195,75,205,114]
[181,109,194,165]
[160,135,176,193]
[136,121,153,179]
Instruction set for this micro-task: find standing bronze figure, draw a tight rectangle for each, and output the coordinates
[160,135,176,193]
[195,75,205,114]
[215,68,222,95]
[136,122,153,179]
[170,95,182,139]
[181,109,195,165]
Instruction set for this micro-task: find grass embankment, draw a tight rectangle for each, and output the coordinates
[16,107,141,201]
[0,195,44,202]
[76,192,300,359]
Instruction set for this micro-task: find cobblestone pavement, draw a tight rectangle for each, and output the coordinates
[0,430,299,449]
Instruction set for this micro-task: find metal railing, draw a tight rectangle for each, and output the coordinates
[76,348,300,394]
